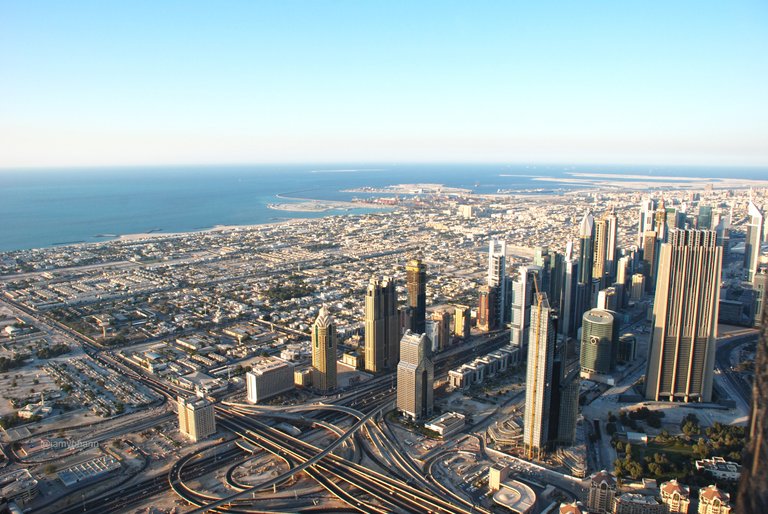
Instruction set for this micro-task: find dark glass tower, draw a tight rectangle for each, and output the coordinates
[406,258,427,334]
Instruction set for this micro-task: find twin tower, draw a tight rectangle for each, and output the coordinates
[310,258,428,394]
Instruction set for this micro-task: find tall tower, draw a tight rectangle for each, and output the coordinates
[737,263,768,511]
[604,207,618,284]
[406,258,427,334]
[488,239,507,326]
[576,211,595,324]
[559,253,580,338]
[638,197,657,247]
[745,201,764,283]
[645,230,722,403]
[510,265,541,351]
[364,277,400,373]
[477,285,496,332]
[396,330,434,421]
[311,306,337,392]
[642,230,659,291]
[655,198,668,243]
[592,218,608,289]
[523,292,556,460]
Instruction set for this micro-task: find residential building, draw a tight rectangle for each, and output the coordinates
[698,485,731,514]
[745,201,764,282]
[659,479,690,513]
[587,471,617,514]
[523,292,555,460]
[510,265,541,353]
[488,239,507,326]
[645,229,722,403]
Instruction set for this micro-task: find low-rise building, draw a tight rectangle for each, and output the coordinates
[0,468,38,505]
[694,457,741,481]
[424,412,466,437]
[659,479,690,513]
[612,493,666,514]
[246,357,294,403]
[698,485,731,514]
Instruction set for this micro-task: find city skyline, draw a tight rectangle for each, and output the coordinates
[2,1,767,168]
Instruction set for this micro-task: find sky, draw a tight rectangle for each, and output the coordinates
[1,1,767,168]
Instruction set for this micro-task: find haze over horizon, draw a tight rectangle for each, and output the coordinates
[2,1,767,169]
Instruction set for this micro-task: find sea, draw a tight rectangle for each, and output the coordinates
[0,163,765,253]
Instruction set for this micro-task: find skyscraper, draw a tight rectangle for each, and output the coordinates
[396,330,434,421]
[488,239,507,326]
[311,306,337,392]
[575,211,595,326]
[697,205,713,230]
[364,277,399,373]
[745,201,764,283]
[580,309,619,377]
[645,229,722,403]
[642,230,659,291]
[592,218,608,289]
[737,262,768,512]
[638,197,657,247]
[453,304,471,340]
[510,265,541,351]
[604,207,618,284]
[533,247,552,299]
[406,258,427,334]
[559,255,579,338]
[523,292,555,459]
[477,285,496,332]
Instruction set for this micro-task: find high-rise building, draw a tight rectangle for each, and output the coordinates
[642,230,659,291]
[177,396,216,442]
[593,218,608,289]
[580,309,619,377]
[698,485,731,514]
[655,199,668,242]
[604,207,618,283]
[587,471,617,514]
[477,285,497,332]
[453,304,471,340]
[660,480,691,514]
[364,277,400,373]
[575,212,595,329]
[246,357,294,403]
[311,306,337,393]
[406,258,427,334]
[745,201,764,283]
[630,273,645,300]
[431,310,452,351]
[549,356,580,447]
[396,330,434,421]
[638,197,657,247]
[698,205,713,230]
[559,256,579,337]
[488,239,507,326]
[510,265,541,351]
[754,264,768,328]
[737,265,768,512]
[645,229,722,403]
[523,292,555,460]
[596,287,618,311]
[533,247,552,299]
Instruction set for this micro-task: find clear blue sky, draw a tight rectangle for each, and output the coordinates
[1,1,766,168]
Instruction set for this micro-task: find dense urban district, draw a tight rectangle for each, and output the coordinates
[1,178,767,514]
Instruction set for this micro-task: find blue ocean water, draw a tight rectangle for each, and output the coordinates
[0,163,765,252]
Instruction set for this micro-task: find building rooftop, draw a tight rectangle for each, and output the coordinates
[493,480,536,514]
